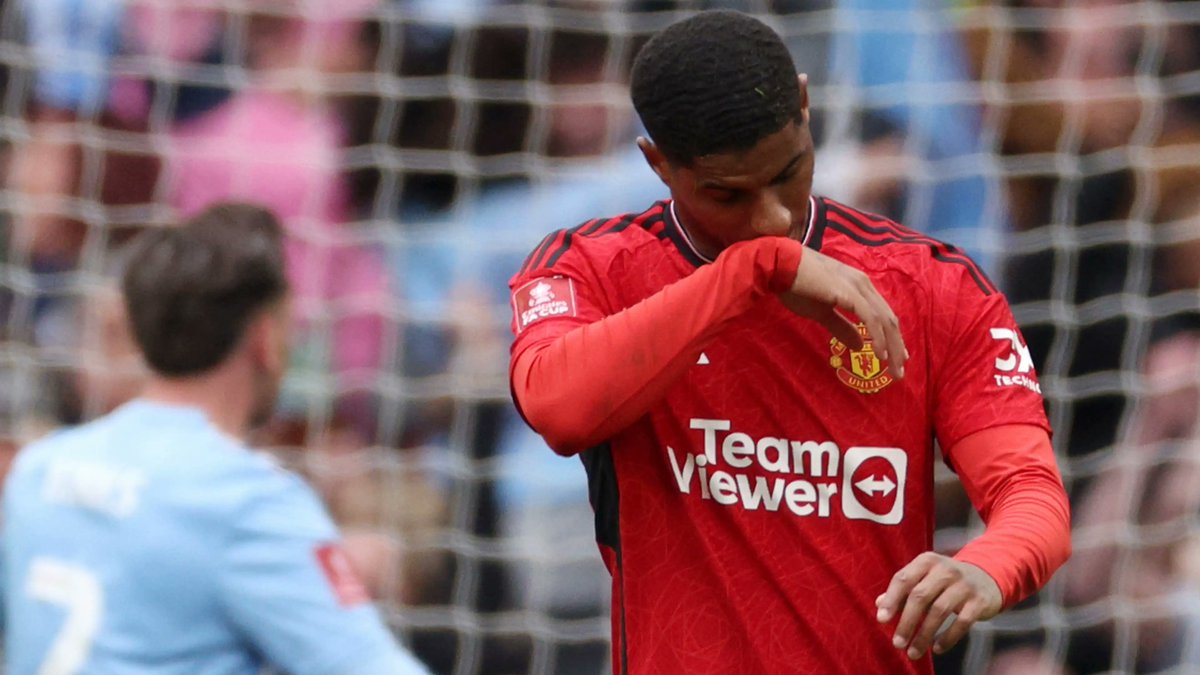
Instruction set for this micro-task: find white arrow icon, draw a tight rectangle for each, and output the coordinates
[842,448,906,524]
[855,474,895,497]
[697,353,710,365]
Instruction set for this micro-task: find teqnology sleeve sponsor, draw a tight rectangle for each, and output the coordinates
[932,281,1050,450]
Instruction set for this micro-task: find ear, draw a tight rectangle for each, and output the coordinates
[637,136,673,188]
[246,313,270,370]
[248,308,285,375]
[798,73,810,126]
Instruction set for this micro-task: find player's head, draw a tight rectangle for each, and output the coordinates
[631,10,813,257]
[122,203,290,425]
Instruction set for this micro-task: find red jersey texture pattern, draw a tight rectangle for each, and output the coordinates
[508,197,1050,675]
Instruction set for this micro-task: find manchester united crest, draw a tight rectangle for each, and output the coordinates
[829,323,894,394]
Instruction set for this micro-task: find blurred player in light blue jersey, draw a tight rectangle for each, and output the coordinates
[1,204,430,675]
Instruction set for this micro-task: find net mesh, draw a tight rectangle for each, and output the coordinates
[2,0,1200,673]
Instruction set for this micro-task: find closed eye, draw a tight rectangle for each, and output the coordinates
[769,169,797,186]
[705,187,743,203]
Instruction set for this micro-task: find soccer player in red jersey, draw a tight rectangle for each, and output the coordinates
[507,10,1071,674]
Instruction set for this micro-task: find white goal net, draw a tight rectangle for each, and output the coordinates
[1,1,1199,674]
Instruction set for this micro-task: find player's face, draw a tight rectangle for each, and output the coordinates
[643,119,815,259]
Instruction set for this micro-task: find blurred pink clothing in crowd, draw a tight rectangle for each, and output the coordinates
[168,88,390,388]
[127,0,223,62]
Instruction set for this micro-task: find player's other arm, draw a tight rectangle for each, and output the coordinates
[879,424,1070,659]
[879,272,1069,660]
[511,236,906,455]
[219,463,430,675]
[951,424,1070,601]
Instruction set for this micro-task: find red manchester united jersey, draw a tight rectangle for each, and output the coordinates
[508,196,1049,675]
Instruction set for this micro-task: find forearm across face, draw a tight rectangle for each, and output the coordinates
[511,237,803,455]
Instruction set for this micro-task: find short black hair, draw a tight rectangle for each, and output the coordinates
[630,10,802,165]
[122,203,288,377]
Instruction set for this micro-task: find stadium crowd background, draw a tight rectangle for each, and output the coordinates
[0,0,1198,673]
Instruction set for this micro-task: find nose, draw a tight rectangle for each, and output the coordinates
[751,192,792,237]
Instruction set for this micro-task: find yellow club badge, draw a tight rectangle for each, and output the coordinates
[829,323,894,394]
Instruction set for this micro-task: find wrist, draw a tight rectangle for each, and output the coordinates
[953,551,1009,610]
[717,236,805,294]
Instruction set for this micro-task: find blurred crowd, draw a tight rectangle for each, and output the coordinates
[1,0,1199,673]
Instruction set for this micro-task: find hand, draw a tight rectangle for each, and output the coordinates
[778,248,907,378]
[876,552,1002,660]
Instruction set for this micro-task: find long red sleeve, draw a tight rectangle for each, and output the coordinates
[949,424,1072,607]
[511,236,803,455]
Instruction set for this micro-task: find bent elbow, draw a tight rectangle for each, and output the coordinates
[541,431,592,457]
[518,391,595,457]
[512,343,602,456]
[529,418,593,457]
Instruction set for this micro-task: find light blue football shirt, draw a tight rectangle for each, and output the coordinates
[1,399,430,675]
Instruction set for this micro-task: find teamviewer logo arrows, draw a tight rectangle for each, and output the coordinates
[841,447,907,525]
[854,474,896,497]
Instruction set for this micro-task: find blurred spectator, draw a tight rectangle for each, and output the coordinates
[167,87,391,410]
[9,0,122,278]
[7,0,226,307]
[1126,325,1200,445]
[46,282,146,423]
[960,0,1183,458]
[1147,12,1200,294]
[163,1,391,433]
[823,0,1001,267]
[1065,320,1200,672]
[986,646,1074,675]
[7,0,390,435]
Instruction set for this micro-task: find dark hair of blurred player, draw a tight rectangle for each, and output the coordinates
[122,203,290,432]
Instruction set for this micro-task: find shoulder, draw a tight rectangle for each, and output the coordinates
[218,450,334,539]
[146,426,317,527]
[514,201,672,280]
[816,196,998,300]
[211,444,309,502]
[6,428,72,488]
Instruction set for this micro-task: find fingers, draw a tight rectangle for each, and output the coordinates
[890,566,955,656]
[788,251,906,374]
[778,294,864,349]
[812,304,862,349]
[878,554,996,661]
[878,307,906,379]
[842,280,906,378]
[807,255,904,376]
[875,554,934,625]
[824,308,863,351]
[906,583,971,659]
[932,600,983,656]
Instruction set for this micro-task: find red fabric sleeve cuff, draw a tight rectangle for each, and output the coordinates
[948,424,1071,607]
[765,237,805,293]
